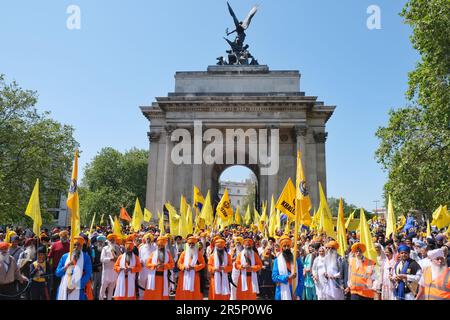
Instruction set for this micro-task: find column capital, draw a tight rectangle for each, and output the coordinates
[294,124,308,137]
[148,131,161,143]
[313,131,328,143]
[164,125,176,136]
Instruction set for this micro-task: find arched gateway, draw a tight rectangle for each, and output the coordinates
[140,64,335,220]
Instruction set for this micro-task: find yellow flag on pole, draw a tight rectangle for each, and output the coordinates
[131,198,144,232]
[88,213,96,236]
[295,151,312,226]
[234,206,242,225]
[253,208,261,229]
[144,208,152,223]
[336,198,348,257]
[193,186,205,213]
[25,179,42,236]
[345,210,355,230]
[216,189,233,221]
[275,178,296,220]
[385,195,396,240]
[427,220,431,238]
[268,195,277,237]
[431,205,450,229]
[397,215,406,230]
[158,211,165,235]
[99,214,104,226]
[244,205,252,225]
[200,191,214,228]
[317,182,336,239]
[67,149,80,258]
[359,208,377,262]
[113,216,124,239]
[165,202,180,235]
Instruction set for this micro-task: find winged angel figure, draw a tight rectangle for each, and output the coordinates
[219,2,259,65]
[225,2,258,47]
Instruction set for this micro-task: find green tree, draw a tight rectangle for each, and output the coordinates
[80,147,148,224]
[0,74,78,225]
[375,0,450,218]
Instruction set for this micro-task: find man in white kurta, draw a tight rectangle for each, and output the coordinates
[138,233,156,299]
[99,234,120,300]
[323,241,345,300]
[312,246,328,300]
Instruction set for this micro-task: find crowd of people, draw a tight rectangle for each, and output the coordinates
[0,213,449,301]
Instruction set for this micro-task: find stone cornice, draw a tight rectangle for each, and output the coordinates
[313,131,328,143]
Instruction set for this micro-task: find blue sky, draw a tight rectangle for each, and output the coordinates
[0,0,418,211]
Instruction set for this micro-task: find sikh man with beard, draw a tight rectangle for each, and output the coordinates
[272,235,304,300]
[235,238,263,300]
[208,238,233,300]
[345,243,377,300]
[100,234,120,300]
[323,241,345,300]
[144,236,174,300]
[416,248,450,300]
[175,236,206,300]
[91,235,106,300]
[0,242,28,300]
[391,244,422,300]
[113,240,142,300]
[230,236,244,300]
[138,233,156,299]
[56,236,92,300]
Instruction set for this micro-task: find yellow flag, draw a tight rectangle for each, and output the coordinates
[385,195,396,240]
[99,214,104,225]
[269,195,277,237]
[244,205,252,225]
[253,208,261,229]
[144,208,152,223]
[67,150,80,257]
[275,178,296,220]
[397,214,406,230]
[25,179,42,236]
[193,186,205,214]
[310,209,319,230]
[158,211,165,235]
[88,213,96,236]
[113,216,124,239]
[295,151,312,226]
[234,206,242,225]
[186,204,193,234]
[178,196,188,237]
[284,217,291,235]
[317,182,336,239]
[165,202,180,235]
[431,205,450,229]
[336,198,348,257]
[109,215,114,227]
[131,198,144,232]
[200,191,214,227]
[427,220,431,238]
[345,210,355,230]
[359,208,377,263]
[216,189,233,221]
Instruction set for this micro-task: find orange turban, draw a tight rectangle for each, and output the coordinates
[107,234,118,241]
[187,236,198,244]
[215,239,226,249]
[351,243,366,254]
[73,236,85,246]
[326,241,339,250]
[0,242,10,250]
[234,237,244,245]
[280,235,292,247]
[243,238,254,246]
[59,230,69,237]
[125,241,134,250]
[157,236,168,246]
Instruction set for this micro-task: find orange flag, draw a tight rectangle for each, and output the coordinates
[119,207,132,222]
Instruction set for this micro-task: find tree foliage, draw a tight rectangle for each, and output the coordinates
[0,74,78,225]
[375,0,450,217]
[80,147,148,224]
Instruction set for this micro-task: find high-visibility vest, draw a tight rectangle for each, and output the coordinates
[423,267,450,300]
[349,257,375,299]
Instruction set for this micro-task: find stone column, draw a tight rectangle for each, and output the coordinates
[294,124,308,169]
[191,126,203,200]
[146,130,162,221]
[162,125,176,208]
[306,131,319,209]
[267,124,279,201]
[314,131,328,196]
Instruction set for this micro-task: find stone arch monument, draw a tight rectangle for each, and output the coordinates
[140,65,335,220]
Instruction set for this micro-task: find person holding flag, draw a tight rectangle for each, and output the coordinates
[272,235,304,300]
[55,236,92,300]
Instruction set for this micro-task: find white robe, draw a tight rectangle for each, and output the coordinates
[100,245,118,284]
[139,243,156,289]
[312,255,328,300]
